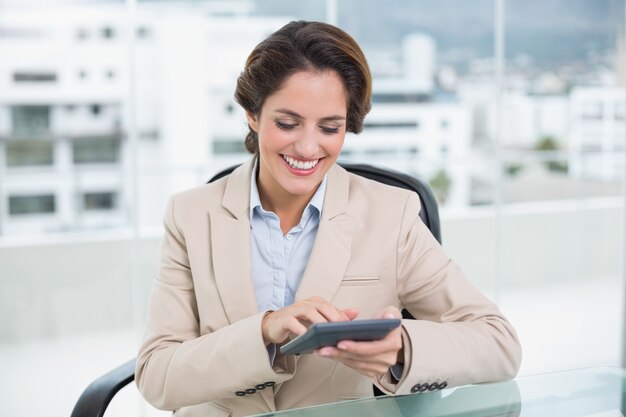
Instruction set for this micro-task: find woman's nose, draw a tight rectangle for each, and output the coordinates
[293,128,320,158]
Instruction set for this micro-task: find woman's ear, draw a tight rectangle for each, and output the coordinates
[246,112,259,132]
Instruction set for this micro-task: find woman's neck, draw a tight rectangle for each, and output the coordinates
[257,181,317,235]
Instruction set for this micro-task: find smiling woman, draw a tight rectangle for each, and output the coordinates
[135,20,521,417]
[247,70,347,232]
[235,20,371,235]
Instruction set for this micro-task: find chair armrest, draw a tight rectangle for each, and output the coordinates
[70,358,136,417]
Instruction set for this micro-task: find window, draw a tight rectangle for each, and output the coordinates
[363,121,419,129]
[136,26,151,38]
[76,28,89,40]
[9,194,55,215]
[101,26,115,39]
[13,72,57,83]
[615,102,624,120]
[372,93,431,103]
[72,137,121,164]
[6,140,54,167]
[90,104,102,116]
[2,5,625,417]
[82,192,116,211]
[11,105,50,136]
[213,139,245,154]
[581,102,603,120]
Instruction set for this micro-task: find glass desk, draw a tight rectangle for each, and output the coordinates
[253,367,626,417]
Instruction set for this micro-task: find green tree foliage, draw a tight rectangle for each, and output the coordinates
[429,169,452,205]
[504,163,524,177]
[535,135,568,173]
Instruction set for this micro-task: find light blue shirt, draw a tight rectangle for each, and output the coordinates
[249,161,327,313]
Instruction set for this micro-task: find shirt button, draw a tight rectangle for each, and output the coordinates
[285,234,293,240]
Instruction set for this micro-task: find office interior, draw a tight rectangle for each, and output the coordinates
[0,0,625,416]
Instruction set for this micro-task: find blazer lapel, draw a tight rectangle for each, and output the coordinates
[210,158,259,324]
[296,164,356,303]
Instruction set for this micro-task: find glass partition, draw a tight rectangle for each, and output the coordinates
[498,0,625,375]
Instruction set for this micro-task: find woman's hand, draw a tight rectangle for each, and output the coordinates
[314,306,403,378]
[261,296,359,345]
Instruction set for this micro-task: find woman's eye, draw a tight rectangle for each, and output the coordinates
[275,120,297,130]
[320,126,340,134]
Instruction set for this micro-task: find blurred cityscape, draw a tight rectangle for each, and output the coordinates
[0,0,623,236]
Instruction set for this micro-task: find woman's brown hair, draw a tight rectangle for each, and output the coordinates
[235,20,372,154]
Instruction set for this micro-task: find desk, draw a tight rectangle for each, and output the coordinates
[252,367,626,417]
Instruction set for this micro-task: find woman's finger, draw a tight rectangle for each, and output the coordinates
[309,300,350,322]
[336,331,402,356]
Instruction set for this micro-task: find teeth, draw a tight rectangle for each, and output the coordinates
[282,155,319,170]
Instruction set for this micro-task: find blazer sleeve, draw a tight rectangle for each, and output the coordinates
[375,193,522,394]
[135,196,296,410]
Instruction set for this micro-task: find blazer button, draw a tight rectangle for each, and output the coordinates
[245,388,257,395]
[255,384,266,390]
[418,384,429,392]
[438,381,448,390]
[428,383,439,391]
[264,381,276,388]
[235,391,246,397]
[410,384,421,393]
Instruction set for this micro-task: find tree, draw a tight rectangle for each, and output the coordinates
[534,135,568,173]
[428,169,452,205]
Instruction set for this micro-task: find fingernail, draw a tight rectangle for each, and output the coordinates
[337,343,347,350]
[385,314,395,319]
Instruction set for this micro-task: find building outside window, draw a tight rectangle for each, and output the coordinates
[581,101,604,120]
[8,194,55,215]
[11,105,50,136]
[5,140,54,167]
[82,191,116,211]
[72,137,121,164]
[12,71,57,83]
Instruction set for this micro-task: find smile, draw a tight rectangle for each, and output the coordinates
[282,155,320,171]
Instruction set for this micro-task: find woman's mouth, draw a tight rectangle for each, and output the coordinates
[282,155,320,170]
[281,154,321,175]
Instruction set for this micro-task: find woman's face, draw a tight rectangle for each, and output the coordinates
[247,70,348,206]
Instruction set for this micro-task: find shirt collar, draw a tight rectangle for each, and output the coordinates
[249,158,327,223]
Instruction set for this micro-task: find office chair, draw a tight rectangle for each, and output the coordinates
[70,162,441,417]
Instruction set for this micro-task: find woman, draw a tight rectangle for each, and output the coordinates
[136,20,521,417]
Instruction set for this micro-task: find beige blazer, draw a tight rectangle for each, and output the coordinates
[136,158,522,417]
